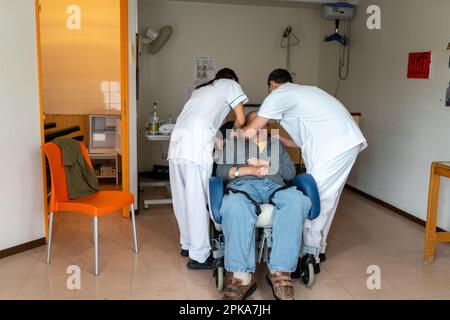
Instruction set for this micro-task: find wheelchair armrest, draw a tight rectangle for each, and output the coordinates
[292,173,321,220]
[209,176,225,224]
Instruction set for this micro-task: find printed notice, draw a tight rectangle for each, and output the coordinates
[195,56,216,87]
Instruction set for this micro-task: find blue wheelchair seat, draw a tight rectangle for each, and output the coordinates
[208,173,321,226]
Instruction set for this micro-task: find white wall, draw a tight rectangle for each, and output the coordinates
[137,0,322,171]
[0,1,46,250]
[319,0,450,228]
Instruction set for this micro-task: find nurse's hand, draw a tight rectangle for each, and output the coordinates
[230,128,253,140]
[214,137,224,150]
[229,128,239,139]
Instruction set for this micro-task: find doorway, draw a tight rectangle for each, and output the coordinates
[35,0,131,238]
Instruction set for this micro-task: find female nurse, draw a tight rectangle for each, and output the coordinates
[168,68,248,269]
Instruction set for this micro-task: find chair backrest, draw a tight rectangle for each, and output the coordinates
[42,141,94,210]
[292,173,321,220]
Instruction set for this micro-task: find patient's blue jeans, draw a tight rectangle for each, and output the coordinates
[220,179,311,273]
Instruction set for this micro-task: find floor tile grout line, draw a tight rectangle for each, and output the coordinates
[13,255,41,300]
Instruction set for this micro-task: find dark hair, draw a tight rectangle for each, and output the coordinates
[196,68,239,89]
[267,69,293,86]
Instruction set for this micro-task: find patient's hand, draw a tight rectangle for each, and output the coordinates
[247,158,270,168]
[254,166,269,177]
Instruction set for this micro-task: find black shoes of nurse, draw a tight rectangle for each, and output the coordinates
[180,248,214,270]
[319,253,326,263]
[292,253,323,279]
[180,249,189,257]
[186,254,214,270]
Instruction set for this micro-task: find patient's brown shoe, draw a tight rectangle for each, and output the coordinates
[266,271,295,300]
[222,274,257,300]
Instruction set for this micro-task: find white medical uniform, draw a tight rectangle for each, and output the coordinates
[258,83,367,254]
[168,79,248,263]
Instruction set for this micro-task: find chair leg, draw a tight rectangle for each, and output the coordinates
[131,204,139,253]
[93,217,99,276]
[46,212,54,265]
[92,220,95,244]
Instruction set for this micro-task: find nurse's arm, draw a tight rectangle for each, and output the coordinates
[277,135,298,148]
[240,116,270,139]
[233,103,246,129]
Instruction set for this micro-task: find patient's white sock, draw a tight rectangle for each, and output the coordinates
[234,272,251,285]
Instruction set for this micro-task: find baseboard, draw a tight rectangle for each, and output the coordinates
[345,185,445,232]
[0,238,46,259]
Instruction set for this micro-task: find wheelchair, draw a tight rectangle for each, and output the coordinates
[208,173,321,292]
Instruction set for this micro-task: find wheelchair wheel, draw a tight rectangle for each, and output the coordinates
[215,267,225,292]
[301,263,315,288]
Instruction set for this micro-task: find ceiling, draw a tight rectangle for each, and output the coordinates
[164,0,360,9]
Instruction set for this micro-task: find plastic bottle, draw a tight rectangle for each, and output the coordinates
[151,102,160,134]
[168,112,173,124]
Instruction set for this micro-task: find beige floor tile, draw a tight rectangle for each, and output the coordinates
[358,253,419,275]
[16,275,74,300]
[428,271,450,292]
[4,189,450,300]
[185,284,222,300]
[71,271,133,298]
[384,273,450,299]
[181,267,216,288]
[0,276,28,300]
[295,278,355,300]
[131,265,184,290]
[335,277,407,300]
[0,253,38,279]
[321,254,369,279]
[29,257,90,278]
[132,287,187,300]
[398,253,446,274]
[24,245,48,261]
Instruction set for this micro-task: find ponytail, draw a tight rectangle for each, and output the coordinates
[196,68,239,89]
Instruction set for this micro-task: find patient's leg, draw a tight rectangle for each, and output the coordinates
[269,187,311,272]
[220,192,258,273]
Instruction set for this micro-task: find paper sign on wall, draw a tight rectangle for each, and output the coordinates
[194,56,216,87]
[407,52,432,79]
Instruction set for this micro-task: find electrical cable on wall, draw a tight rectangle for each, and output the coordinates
[335,20,352,97]
[280,25,300,80]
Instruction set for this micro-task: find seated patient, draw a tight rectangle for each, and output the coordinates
[215,112,312,300]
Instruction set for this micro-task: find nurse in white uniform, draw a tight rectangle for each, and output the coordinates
[168,68,248,269]
[238,69,367,262]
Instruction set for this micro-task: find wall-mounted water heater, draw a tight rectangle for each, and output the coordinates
[322,2,356,95]
[322,2,356,46]
[322,2,355,21]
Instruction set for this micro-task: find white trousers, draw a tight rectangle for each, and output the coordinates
[169,160,212,263]
[303,144,362,255]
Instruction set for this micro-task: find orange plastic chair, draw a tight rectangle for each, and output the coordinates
[43,141,138,276]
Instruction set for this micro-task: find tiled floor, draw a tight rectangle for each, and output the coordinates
[2,187,450,300]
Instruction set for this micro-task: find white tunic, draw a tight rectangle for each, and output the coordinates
[168,79,248,169]
[257,83,367,170]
